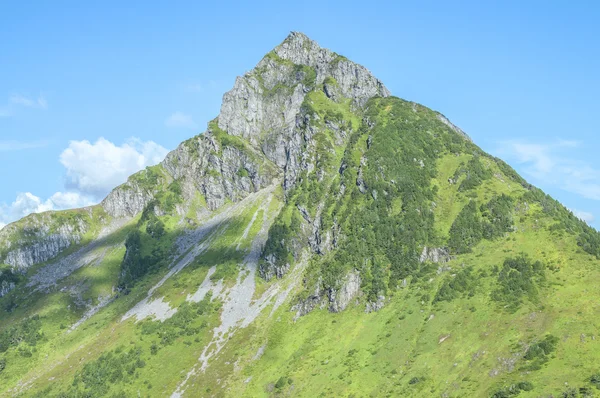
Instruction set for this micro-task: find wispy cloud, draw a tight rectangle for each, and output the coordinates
[0,191,96,229]
[165,111,197,129]
[0,92,48,118]
[497,139,600,201]
[10,94,47,109]
[0,140,49,152]
[60,137,169,197]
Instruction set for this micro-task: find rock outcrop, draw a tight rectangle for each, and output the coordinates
[101,180,155,218]
[0,213,88,272]
[328,270,361,312]
[419,246,451,264]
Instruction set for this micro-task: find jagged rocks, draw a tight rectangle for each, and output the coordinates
[5,234,74,271]
[0,280,15,298]
[365,295,386,313]
[2,218,87,272]
[328,271,361,312]
[293,270,362,317]
[292,283,323,318]
[419,246,451,264]
[101,180,154,218]
[273,32,390,107]
[259,253,290,281]
[217,32,389,195]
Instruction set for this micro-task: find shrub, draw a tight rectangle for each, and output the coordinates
[492,254,545,311]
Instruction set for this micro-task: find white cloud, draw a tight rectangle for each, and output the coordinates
[0,137,169,229]
[47,191,96,209]
[571,209,595,224]
[0,140,48,152]
[165,111,197,129]
[497,139,600,201]
[9,94,47,109]
[0,192,95,229]
[60,137,169,198]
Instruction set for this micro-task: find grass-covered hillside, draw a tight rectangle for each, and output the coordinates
[1,32,600,398]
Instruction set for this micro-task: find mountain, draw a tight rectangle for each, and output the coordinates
[1,32,600,398]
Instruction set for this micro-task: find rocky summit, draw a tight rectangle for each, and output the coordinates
[1,32,600,397]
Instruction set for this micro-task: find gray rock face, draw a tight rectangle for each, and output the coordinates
[365,295,386,313]
[0,280,15,297]
[1,217,87,272]
[218,31,390,193]
[328,270,361,312]
[6,234,74,271]
[162,133,277,211]
[101,180,155,218]
[273,32,390,107]
[419,246,451,264]
[293,270,361,317]
[259,253,290,282]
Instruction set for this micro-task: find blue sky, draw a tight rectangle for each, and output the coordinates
[1,1,599,228]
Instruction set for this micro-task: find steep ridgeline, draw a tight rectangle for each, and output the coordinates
[1,32,600,398]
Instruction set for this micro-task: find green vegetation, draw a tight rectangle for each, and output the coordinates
[448,201,483,254]
[0,264,20,286]
[521,334,559,371]
[454,154,493,191]
[491,381,534,398]
[448,194,515,254]
[68,346,146,396]
[118,211,176,291]
[492,254,545,311]
[433,266,476,302]
[0,315,43,353]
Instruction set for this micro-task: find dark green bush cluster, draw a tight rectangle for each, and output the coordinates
[481,194,514,239]
[0,314,43,354]
[521,334,558,371]
[138,296,215,350]
[492,255,545,311]
[448,201,483,254]
[491,381,534,397]
[145,217,165,239]
[434,266,476,302]
[453,155,492,191]
[448,195,514,254]
[275,376,293,389]
[260,222,296,276]
[0,264,20,286]
[118,227,170,291]
[67,346,145,396]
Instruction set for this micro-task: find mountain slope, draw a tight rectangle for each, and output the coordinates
[1,32,600,398]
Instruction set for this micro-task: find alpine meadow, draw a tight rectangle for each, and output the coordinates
[2,32,600,398]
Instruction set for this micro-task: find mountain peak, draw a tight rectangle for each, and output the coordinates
[279,31,313,46]
[216,32,390,145]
